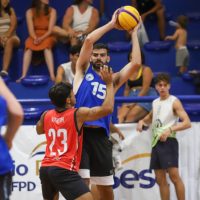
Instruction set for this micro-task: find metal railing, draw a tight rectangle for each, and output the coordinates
[19,95,200,124]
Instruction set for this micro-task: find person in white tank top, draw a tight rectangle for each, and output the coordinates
[137,73,191,200]
[55,45,81,84]
[62,0,99,46]
[72,4,92,32]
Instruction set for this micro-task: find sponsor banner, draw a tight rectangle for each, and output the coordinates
[8,123,200,200]
[113,124,160,200]
[10,126,46,200]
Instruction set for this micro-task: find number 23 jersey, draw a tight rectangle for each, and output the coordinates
[75,66,111,136]
[41,108,83,172]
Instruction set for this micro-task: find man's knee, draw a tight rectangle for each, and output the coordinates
[156,175,168,186]
[169,171,181,184]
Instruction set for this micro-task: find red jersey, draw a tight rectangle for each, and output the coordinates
[41,108,83,171]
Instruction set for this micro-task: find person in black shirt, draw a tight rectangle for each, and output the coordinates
[132,0,165,40]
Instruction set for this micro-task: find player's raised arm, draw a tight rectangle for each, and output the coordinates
[113,22,142,92]
[73,11,118,94]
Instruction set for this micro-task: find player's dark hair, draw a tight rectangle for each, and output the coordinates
[93,43,109,55]
[155,73,171,84]
[73,0,84,5]
[0,0,12,16]
[49,82,72,108]
[31,0,49,16]
[69,44,82,55]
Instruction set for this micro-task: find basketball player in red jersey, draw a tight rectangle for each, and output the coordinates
[36,66,114,200]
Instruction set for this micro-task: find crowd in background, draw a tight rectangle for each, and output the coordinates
[0,0,197,122]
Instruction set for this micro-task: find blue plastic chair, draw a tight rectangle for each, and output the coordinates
[23,107,44,120]
[144,41,172,51]
[108,41,131,52]
[182,73,193,81]
[187,40,200,50]
[21,75,49,86]
[187,12,200,21]
[1,75,10,85]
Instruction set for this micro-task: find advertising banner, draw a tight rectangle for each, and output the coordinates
[8,123,200,200]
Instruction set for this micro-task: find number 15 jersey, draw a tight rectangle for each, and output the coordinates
[41,108,83,172]
[75,66,111,136]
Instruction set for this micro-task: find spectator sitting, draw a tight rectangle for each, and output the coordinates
[55,44,81,84]
[17,0,57,82]
[0,0,20,77]
[165,15,189,75]
[118,51,157,123]
[132,0,165,40]
[62,0,99,46]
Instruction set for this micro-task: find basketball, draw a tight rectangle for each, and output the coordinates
[117,6,140,31]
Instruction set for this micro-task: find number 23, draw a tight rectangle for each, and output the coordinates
[48,128,68,156]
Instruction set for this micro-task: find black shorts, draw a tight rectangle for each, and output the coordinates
[80,127,114,177]
[0,171,12,200]
[150,138,179,170]
[39,166,90,200]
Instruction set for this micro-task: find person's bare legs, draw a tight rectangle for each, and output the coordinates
[53,193,59,200]
[123,105,149,123]
[52,26,69,37]
[70,36,79,46]
[96,185,114,200]
[117,105,131,123]
[168,167,185,200]
[52,26,70,43]
[2,36,20,73]
[156,6,166,40]
[44,48,55,81]
[16,49,32,82]
[155,169,170,200]
[91,185,101,200]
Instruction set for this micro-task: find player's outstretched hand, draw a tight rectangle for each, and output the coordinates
[110,9,124,30]
[100,65,113,85]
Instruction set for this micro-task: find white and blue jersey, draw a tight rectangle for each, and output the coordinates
[75,66,111,136]
[0,96,13,175]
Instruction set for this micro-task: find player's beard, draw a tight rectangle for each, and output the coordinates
[92,60,105,72]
